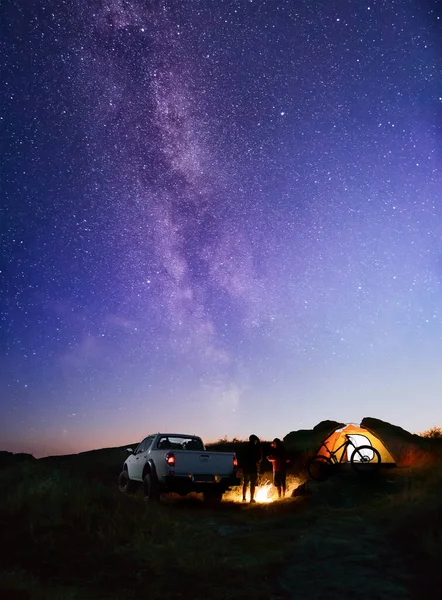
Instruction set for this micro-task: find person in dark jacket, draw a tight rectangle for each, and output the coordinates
[240,434,262,503]
[266,438,290,498]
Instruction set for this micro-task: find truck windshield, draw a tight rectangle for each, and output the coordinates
[157,436,205,451]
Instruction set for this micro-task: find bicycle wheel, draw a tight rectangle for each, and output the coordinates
[350,446,381,474]
[307,455,333,481]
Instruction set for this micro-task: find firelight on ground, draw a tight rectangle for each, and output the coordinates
[223,475,304,503]
[255,484,274,503]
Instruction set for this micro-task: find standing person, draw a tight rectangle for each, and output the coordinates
[240,434,262,503]
[267,438,290,498]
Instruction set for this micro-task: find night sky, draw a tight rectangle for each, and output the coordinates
[1,1,441,458]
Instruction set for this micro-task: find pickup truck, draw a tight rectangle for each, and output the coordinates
[118,433,240,502]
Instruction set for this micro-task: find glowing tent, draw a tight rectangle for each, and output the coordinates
[317,423,395,464]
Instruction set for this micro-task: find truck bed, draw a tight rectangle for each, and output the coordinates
[170,450,236,477]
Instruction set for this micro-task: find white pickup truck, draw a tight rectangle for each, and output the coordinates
[118,433,240,502]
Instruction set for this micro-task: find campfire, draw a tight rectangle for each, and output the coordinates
[224,475,301,504]
[226,482,277,503]
[254,483,274,503]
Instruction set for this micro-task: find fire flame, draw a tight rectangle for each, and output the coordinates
[224,478,302,504]
[254,483,274,503]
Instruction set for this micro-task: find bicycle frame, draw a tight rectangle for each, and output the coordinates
[321,435,354,464]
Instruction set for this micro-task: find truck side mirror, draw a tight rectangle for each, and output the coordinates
[126,448,133,454]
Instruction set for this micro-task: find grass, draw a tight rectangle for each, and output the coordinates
[0,462,303,600]
[1,449,441,599]
[378,462,442,599]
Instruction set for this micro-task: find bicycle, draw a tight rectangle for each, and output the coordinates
[307,434,382,481]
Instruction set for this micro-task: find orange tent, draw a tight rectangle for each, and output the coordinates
[318,423,395,464]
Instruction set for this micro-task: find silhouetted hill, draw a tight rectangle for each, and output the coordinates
[37,439,276,479]
[39,443,139,483]
[0,450,35,469]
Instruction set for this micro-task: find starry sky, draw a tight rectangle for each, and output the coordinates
[1,0,441,458]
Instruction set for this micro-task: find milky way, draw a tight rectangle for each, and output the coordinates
[1,0,441,456]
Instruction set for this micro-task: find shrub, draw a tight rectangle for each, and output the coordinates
[420,426,442,439]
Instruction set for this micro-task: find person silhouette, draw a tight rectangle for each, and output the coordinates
[240,434,262,503]
[266,438,290,498]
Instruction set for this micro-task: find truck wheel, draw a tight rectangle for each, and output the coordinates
[118,470,138,494]
[204,489,223,505]
[143,473,160,502]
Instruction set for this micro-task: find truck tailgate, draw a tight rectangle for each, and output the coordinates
[173,451,235,476]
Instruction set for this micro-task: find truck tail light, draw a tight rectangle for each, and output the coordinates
[165,452,175,466]
[233,455,238,467]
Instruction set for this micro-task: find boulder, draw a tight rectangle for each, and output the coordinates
[284,420,344,454]
[313,419,346,433]
[361,417,435,467]
[284,420,346,476]
[291,478,353,508]
[291,482,311,497]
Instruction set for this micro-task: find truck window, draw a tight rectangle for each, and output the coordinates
[135,438,149,454]
[183,439,204,451]
[144,436,154,451]
[156,436,204,451]
[157,437,172,449]
[134,442,144,454]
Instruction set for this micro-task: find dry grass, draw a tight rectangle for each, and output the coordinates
[1,449,441,599]
[374,462,442,598]
[0,462,304,600]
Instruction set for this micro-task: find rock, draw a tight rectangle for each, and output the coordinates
[284,420,344,454]
[361,417,434,466]
[313,419,346,433]
[292,479,339,505]
[283,421,346,477]
[292,482,311,497]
